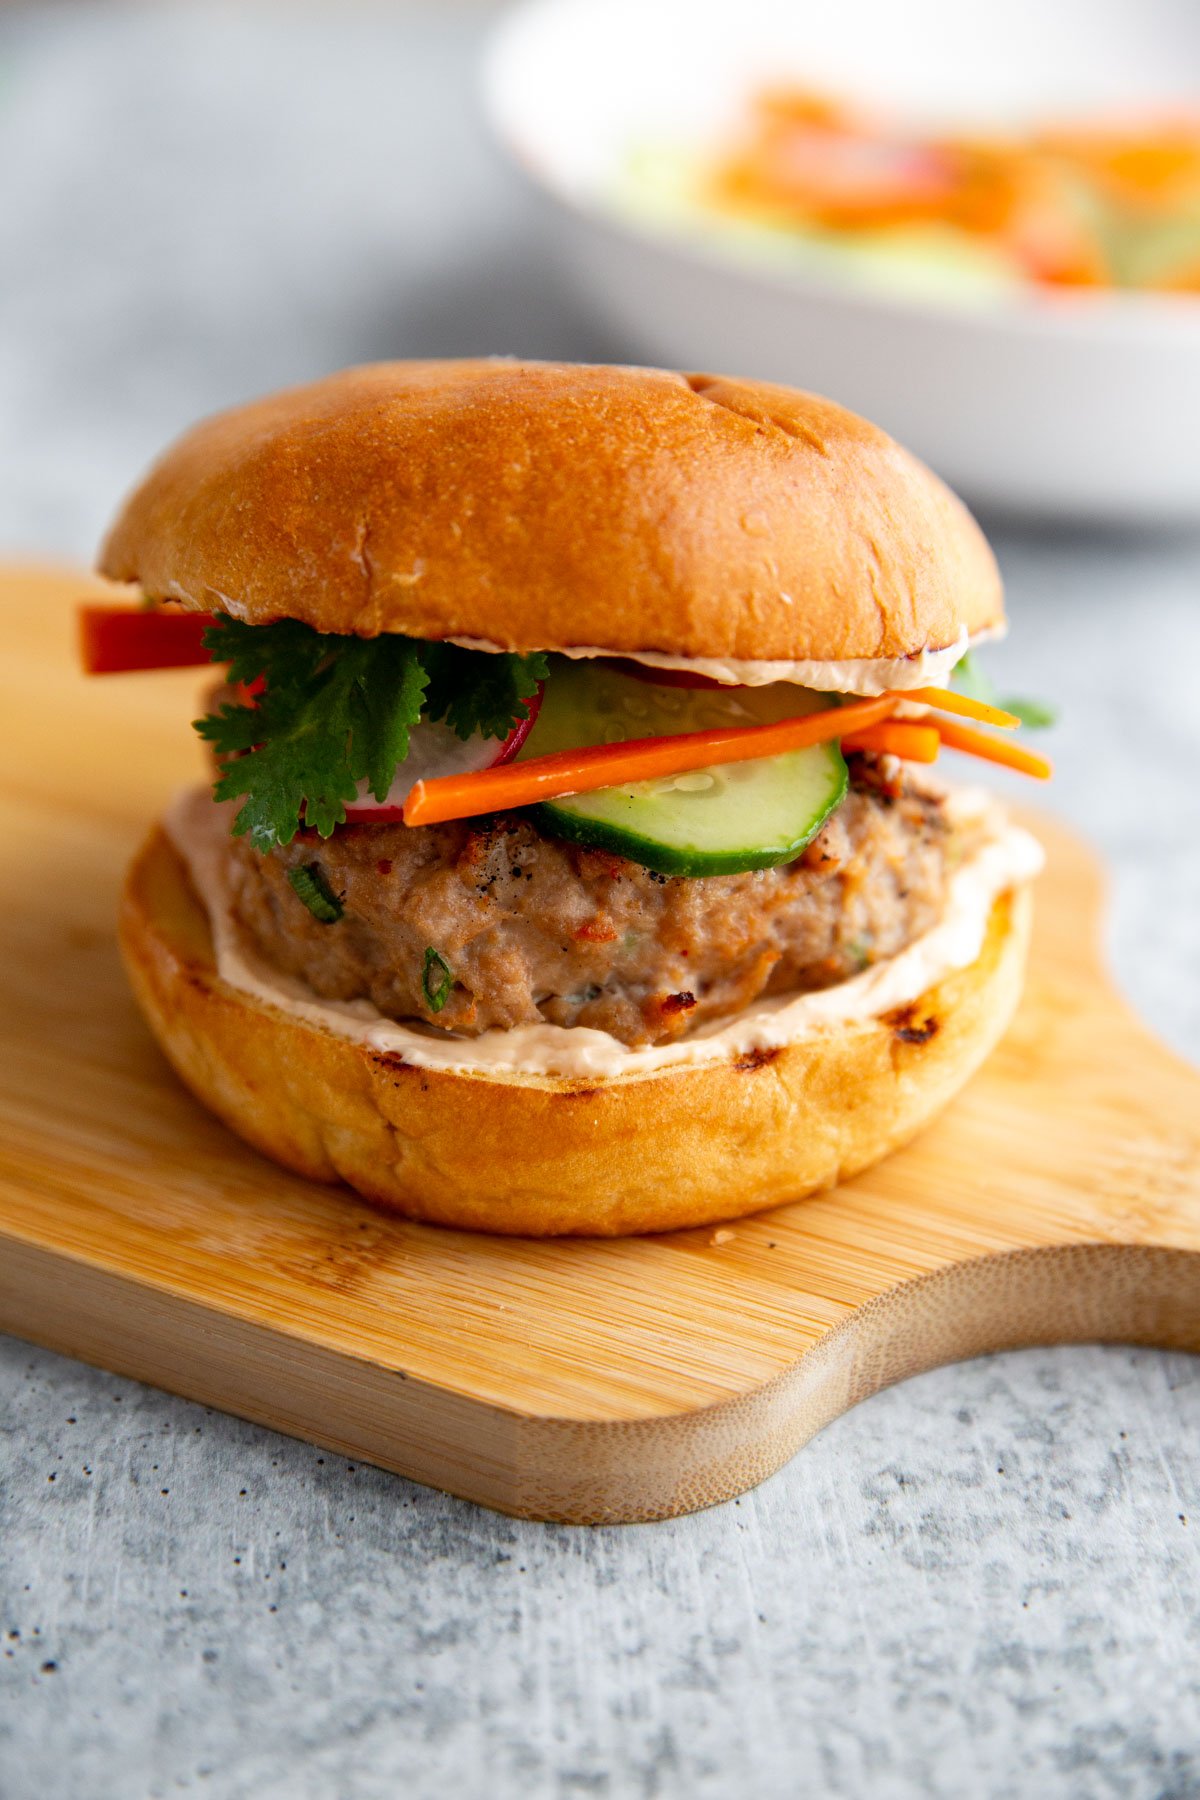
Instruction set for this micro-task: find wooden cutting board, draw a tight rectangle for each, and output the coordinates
[3,566,1199,1524]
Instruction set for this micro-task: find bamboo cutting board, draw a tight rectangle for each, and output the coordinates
[3,567,1199,1524]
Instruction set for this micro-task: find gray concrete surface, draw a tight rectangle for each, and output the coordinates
[2,7,1199,1797]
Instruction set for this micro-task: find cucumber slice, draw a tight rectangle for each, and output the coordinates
[519,659,847,877]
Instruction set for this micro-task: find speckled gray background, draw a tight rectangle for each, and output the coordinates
[1,7,1199,1798]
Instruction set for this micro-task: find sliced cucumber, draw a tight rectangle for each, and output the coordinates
[518,659,847,877]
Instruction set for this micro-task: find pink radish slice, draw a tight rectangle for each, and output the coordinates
[343,686,543,822]
[493,682,543,761]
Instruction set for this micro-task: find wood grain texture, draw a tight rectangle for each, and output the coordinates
[3,567,1199,1524]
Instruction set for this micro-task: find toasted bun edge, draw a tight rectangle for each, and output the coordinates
[119,823,1032,1237]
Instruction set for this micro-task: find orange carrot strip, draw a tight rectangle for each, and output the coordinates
[935,716,1053,779]
[906,685,1020,729]
[403,695,899,827]
[842,722,941,763]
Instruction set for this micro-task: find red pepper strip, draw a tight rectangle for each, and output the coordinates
[402,695,899,827]
[78,604,213,673]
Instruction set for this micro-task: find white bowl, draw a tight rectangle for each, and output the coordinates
[483,0,1200,521]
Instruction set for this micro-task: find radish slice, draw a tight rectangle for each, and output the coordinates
[343,685,543,822]
[494,681,543,762]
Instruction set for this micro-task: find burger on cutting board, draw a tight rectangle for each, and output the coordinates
[82,360,1050,1236]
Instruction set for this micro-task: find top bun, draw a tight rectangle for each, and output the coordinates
[99,359,1002,664]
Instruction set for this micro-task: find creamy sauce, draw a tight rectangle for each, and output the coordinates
[142,584,999,696]
[165,786,1042,1084]
[447,624,1004,695]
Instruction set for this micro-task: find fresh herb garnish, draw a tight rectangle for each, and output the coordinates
[998,695,1058,730]
[287,863,344,923]
[194,619,546,851]
[952,651,992,704]
[422,946,453,1012]
[422,642,548,742]
[954,651,1058,730]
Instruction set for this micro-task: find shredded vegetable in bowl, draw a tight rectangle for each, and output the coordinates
[685,87,1200,294]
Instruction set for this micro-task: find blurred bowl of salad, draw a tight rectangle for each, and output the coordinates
[484,0,1200,520]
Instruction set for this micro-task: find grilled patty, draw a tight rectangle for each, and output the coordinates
[224,763,952,1048]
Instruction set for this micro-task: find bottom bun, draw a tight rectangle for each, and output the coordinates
[120,825,1033,1237]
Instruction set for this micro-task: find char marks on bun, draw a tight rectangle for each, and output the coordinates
[122,825,1032,1237]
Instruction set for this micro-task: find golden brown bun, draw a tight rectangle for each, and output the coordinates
[120,824,1032,1237]
[100,360,1002,664]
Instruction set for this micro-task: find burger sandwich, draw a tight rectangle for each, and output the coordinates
[84,359,1049,1235]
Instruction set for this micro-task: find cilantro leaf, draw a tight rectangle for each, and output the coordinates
[196,697,263,757]
[195,621,428,849]
[202,673,360,850]
[422,643,549,741]
[201,616,324,698]
[356,635,433,801]
[999,695,1058,730]
[193,619,544,851]
[952,651,996,705]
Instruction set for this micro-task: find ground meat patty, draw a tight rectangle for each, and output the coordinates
[224,763,951,1048]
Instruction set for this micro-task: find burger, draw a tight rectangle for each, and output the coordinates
[86,359,1048,1236]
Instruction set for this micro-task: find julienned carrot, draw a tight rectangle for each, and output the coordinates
[402,694,899,827]
[934,716,1053,779]
[906,686,1020,729]
[842,722,941,764]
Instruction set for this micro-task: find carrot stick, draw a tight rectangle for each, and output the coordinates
[403,695,899,826]
[906,685,1020,729]
[842,722,941,763]
[934,716,1053,779]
